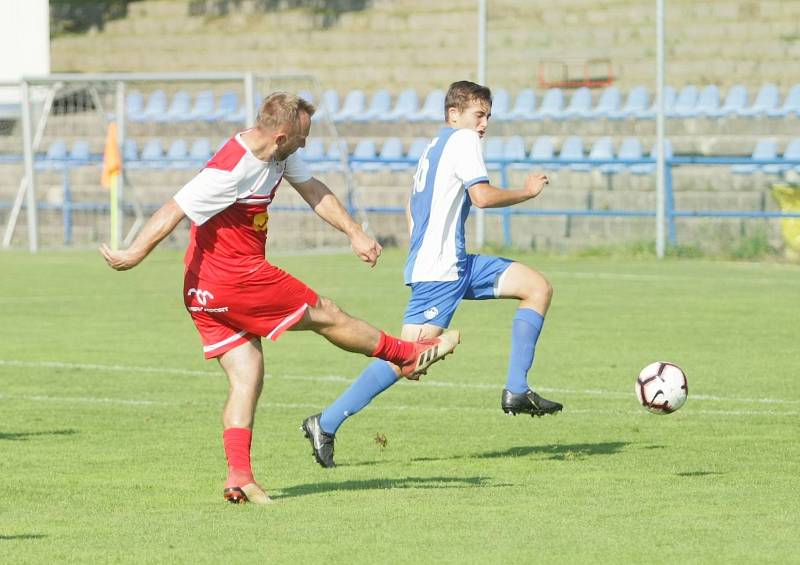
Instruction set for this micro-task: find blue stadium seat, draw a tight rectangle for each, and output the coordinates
[163,91,192,122]
[491,88,511,121]
[630,139,673,175]
[406,137,429,162]
[411,89,445,122]
[529,136,559,170]
[126,90,145,122]
[505,135,528,169]
[773,138,800,174]
[739,83,779,117]
[694,85,721,117]
[534,88,564,120]
[189,90,215,121]
[298,90,314,104]
[484,137,504,170]
[609,85,649,119]
[140,138,165,167]
[640,86,677,119]
[123,138,138,162]
[215,91,240,121]
[385,89,418,122]
[732,138,778,174]
[351,138,379,170]
[37,139,68,169]
[562,87,592,119]
[334,89,366,122]
[133,90,167,122]
[298,138,325,162]
[319,139,348,171]
[356,89,392,122]
[612,137,644,173]
[166,139,189,168]
[767,84,800,118]
[669,85,699,118]
[508,89,536,120]
[69,139,91,163]
[588,86,621,119]
[708,84,748,117]
[311,89,339,122]
[577,137,614,172]
[189,138,212,162]
[558,136,585,169]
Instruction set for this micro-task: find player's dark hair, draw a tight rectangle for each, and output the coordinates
[256,92,316,132]
[444,80,492,122]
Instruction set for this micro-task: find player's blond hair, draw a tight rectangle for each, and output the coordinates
[256,92,316,132]
[444,80,492,122]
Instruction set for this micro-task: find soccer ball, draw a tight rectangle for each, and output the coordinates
[635,361,688,414]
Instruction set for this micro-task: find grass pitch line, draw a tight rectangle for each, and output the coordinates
[2,359,799,407]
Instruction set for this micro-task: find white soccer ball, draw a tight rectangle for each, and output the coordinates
[635,361,688,414]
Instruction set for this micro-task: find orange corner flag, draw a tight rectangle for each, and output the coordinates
[101,121,122,189]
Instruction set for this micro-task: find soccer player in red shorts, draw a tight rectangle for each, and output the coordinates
[101,92,460,505]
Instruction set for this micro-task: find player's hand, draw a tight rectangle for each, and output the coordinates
[524,173,549,198]
[350,230,383,267]
[99,243,143,271]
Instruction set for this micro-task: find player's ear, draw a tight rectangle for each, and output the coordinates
[446,106,459,124]
[274,132,288,145]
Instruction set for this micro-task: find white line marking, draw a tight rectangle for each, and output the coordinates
[1,359,798,407]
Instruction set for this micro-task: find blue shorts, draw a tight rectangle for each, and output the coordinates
[403,255,513,328]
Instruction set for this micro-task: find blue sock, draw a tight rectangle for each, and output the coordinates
[319,360,398,434]
[505,308,545,394]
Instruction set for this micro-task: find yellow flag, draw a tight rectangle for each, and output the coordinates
[101,121,122,189]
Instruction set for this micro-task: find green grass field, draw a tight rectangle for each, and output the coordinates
[1,249,798,563]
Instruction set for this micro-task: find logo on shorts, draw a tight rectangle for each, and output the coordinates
[423,306,439,320]
[188,287,214,306]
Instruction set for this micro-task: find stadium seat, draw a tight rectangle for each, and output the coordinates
[578,137,614,172]
[708,84,748,118]
[312,89,339,122]
[126,90,145,122]
[379,137,409,171]
[491,88,511,121]
[411,89,445,122]
[630,139,673,175]
[37,139,68,169]
[334,89,366,122]
[69,139,91,163]
[767,84,800,118]
[189,90,215,121]
[406,137,429,162]
[484,137,504,170]
[163,91,192,122]
[694,85,721,117]
[562,87,592,119]
[587,86,621,119]
[529,136,559,170]
[165,139,189,168]
[351,138,379,170]
[669,85,699,118]
[558,136,585,169]
[132,90,167,122]
[640,86,677,119]
[355,89,392,122]
[298,138,325,162]
[298,90,314,104]
[189,138,212,162]
[140,138,165,167]
[385,88,418,121]
[609,85,649,119]
[732,138,777,174]
[122,138,138,162]
[215,91,240,121]
[507,88,536,120]
[504,135,528,169]
[534,88,564,120]
[739,83,779,117]
[613,137,644,173]
[320,139,348,171]
[763,138,800,174]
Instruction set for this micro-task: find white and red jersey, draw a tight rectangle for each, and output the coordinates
[173,131,312,281]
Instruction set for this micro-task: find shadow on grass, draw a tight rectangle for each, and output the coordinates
[411,442,630,463]
[273,476,495,500]
[0,534,47,540]
[675,471,724,477]
[0,429,78,441]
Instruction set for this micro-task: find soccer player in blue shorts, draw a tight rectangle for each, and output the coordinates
[302,80,562,467]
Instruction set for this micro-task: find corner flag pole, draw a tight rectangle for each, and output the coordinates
[101,122,122,250]
[475,0,487,249]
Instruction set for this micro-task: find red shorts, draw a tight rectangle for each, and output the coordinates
[183,263,319,359]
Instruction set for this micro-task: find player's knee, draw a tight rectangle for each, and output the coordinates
[526,272,553,305]
[310,296,345,326]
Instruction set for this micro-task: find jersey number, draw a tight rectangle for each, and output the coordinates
[413,138,438,193]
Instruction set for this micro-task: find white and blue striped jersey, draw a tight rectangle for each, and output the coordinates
[404,127,490,284]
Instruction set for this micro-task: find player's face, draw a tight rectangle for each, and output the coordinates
[451,100,491,138]
[275,111,311,161]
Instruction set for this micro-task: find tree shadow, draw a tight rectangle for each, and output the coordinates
[0,534,47,541]
[675,471,724,477]
[272,475,499,500]
[0,429,79,441]
[410,441,630,463]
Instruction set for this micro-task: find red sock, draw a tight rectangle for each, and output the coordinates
[371,331,416,366]
[223,427,255,488]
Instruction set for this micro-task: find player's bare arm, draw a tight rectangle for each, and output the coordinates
[467,172,549,209]
[290,176,382,266]
[100,198,186,271]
